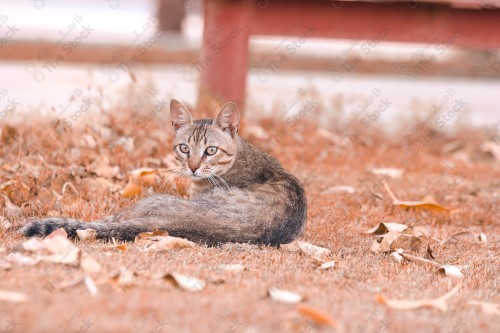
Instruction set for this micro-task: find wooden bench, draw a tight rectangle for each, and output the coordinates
[197,0,500,112]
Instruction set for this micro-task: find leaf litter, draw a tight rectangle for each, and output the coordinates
[383,180,451,213]
[376,283,462,311]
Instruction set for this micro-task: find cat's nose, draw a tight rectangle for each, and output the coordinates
[188,161,200,173]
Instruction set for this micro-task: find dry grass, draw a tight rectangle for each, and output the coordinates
[0,87,499,333]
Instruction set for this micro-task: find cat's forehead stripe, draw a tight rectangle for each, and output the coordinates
[192,119,213,143]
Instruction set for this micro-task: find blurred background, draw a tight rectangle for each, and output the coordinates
[0,0,499,130]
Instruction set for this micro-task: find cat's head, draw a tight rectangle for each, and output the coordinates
[170,99,240,180]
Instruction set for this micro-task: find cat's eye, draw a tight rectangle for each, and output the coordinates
[205,146,218,156]
[179,144,190,154]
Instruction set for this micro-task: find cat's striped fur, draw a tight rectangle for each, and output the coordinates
[22,100,307,245]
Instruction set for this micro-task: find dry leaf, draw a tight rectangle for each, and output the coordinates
[80,253,102,273]
[371,168,404,179]
[383,181,450,213]
[268,288,303,304]
[0,289,28,302]
[135,230,169,243]
[391,234,426,254]
[445,231,487,244]
[376,283,462,312]
[390,252,403,263]
[143,236,196,252]
[404,225,431,237]
[1,252,40,268]
[46,227,68,240]
[76,229,96,241]
[108,238,127,252]
[43,247,81,266]
[84,275,98,296]
[364,222,408,235]
[121,168,158,198]
[121,182,142,198]
[89,156,120,178]
[321,186,355,194]
[164,273,205,292]
[371,230,401,253]
[110,269,138,288]
[297,241,331,259]
[297,304,338,328]
[218,264,245,272]
[318,261,335,270]
[436,265,464,278]
[22,228,81,266]
[469,301,500,316]
[482,141,500,161]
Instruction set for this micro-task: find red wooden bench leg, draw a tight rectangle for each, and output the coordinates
[198,0,252,114]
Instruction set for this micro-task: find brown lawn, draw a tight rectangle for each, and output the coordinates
[0,89,499,333]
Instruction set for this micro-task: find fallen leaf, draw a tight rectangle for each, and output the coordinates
[0,289,28,302]
[391,233,426,254]
[134,230,169,243]
[218,264,245,272]
[383,181,450,213]
[1,252,40,268]
[321,186,355,194]
[482,141,500,161]
[296,241,331,260]
[84,275,98,296]
[80,253,102,273]
[22,228,81,266]
[371,230,401,253]
[445,231,488,244]
[268,288,303,304]
[121,168,158,198]
[404,225,431,237]
[436,265,464,278]
[371,168,404,179]
[76,229,96,242]
[364,222,408,235]
[376,283,462,312]
[390,251,403,263]
[110,269,138,288]
[469,301,500,316]
[43,247,81,266]
[89,156,120,178]
[297,304,338,328]
[107,238,127,252]
[143,236,196,252]
[318,261,335,270]
[164,273,205,292]
[46,227,68,240]
[121,182,142,198]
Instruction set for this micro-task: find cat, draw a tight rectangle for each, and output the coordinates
[22,99,307,245]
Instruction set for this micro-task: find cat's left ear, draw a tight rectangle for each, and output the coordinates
[214,102,240,138]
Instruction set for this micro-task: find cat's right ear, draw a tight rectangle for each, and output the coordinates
[170,99,193,131]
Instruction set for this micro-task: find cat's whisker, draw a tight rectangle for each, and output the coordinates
[158,169,184,192]
[207,175,220,189]
[211,173,230,190]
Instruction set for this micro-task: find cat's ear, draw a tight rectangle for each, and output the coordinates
[170,99,193,131]
[214,102,240,137]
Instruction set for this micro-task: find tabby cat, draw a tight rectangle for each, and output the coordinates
[22,100,307,245]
